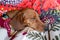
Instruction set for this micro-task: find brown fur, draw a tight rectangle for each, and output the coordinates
[6,8,45,32]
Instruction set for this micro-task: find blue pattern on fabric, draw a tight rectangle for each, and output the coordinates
[0,0,22,5]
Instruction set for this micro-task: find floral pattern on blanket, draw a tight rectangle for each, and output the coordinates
[40,9,60,40]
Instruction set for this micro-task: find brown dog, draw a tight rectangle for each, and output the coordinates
[6,8,45,32]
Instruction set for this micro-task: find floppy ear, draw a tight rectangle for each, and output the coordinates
[6,10,19,18]
[9,12,26,31]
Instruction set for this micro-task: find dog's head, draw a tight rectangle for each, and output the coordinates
[6,8,45,32]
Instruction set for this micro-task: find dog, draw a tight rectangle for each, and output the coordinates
[6,8,45,40]
[6,8,45,32]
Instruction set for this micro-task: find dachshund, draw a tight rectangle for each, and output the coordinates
[6,8,45,32]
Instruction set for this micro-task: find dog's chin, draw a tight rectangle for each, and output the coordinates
[28,25,44,32]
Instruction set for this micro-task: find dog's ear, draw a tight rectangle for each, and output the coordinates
[6,10,19,18]
[9,12,25,31]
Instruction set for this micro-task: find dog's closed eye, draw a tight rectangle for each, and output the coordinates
[31,18,36,19]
